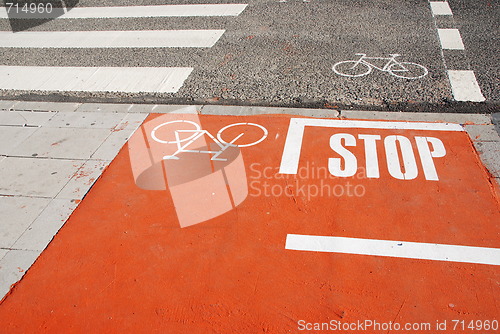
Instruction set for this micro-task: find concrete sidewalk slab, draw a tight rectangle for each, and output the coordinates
[0,249,8,261]
[45,111,127,129]
[0,157,84,198]
[75,103,134,113]
[473,141,500,178]
[12,199,78,252]
[201,104,340,118]
[11,101,81,113]
[56,160,111,200]
[11,127,113,160]
[90,113,148,161]
[340,110,492,124]
[0,126,38,156]
[0,110,55,127]
[465,124,500,142]
[0,250,41,299]
[0,196,51,248]
[0,101,16,111]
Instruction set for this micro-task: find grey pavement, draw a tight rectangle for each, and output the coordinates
[0,0,498,112]
[0,101,499,300]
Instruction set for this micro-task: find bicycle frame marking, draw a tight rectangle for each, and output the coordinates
[333,53,428,79]
[151,120,268,161]
[355,54,402,72]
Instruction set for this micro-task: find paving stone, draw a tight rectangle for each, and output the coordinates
[12,101,80,112]
[0,248,8,261]
[201,105,339,118]
[45,111,127,129]
[473,141,500,178]
[11,127,112,159]
[0,101,17,110]
[465,125,500,142]
[0,110,56,127]
[0,196,50,248]
[57,160,110,200]
[76,103,133,113]
[492,113,500,135]
[12,199,78,251]
[148,104,200,114]
[91,113,148,161]
[0,249,41,300]
[0,157,83,198]
[0,126,37,156]
[341,110,491,124]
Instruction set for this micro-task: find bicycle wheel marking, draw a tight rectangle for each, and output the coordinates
[332,54,428,79]
[217,122,269,148]
[151,119,268,161]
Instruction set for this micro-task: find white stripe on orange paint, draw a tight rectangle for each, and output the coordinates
[286,234,500,266]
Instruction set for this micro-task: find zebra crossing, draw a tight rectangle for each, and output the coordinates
[0,4,247,94]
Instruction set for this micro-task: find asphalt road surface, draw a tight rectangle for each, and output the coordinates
[0,0,498,112]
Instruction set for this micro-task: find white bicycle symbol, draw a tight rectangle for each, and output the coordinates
[332,53,428,79]
[151,120,268,161]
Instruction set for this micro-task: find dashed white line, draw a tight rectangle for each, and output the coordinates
[437,29,465,50]
[430,2,453,16]
[0,66,194,93]
[0,30,226,48]
[429,1,486,102]
[447,70,486,102]
[285,234,500,266]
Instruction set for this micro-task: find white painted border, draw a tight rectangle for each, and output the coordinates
[0,4,248,19]
[286,234,500,266]
[279,118,463,175]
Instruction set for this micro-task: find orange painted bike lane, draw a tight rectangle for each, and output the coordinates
[0,114,498,333]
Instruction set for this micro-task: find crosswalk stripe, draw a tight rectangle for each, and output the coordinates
[0,30,226,48]
[0,3,248,94]
[0,66,194,93]
[0,4,248,19]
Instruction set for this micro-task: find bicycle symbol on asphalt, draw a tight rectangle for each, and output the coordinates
[151,120,268,161]
[332,53,428,79]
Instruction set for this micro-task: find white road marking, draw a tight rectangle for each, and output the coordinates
[0,30,225,48]
[430,2,453,16]
[437,28,465,50]
[0,4,248,19]
[285,234,500,266]
[448,70,486,102]
[279,118,463,175]
[0,66,193,93]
